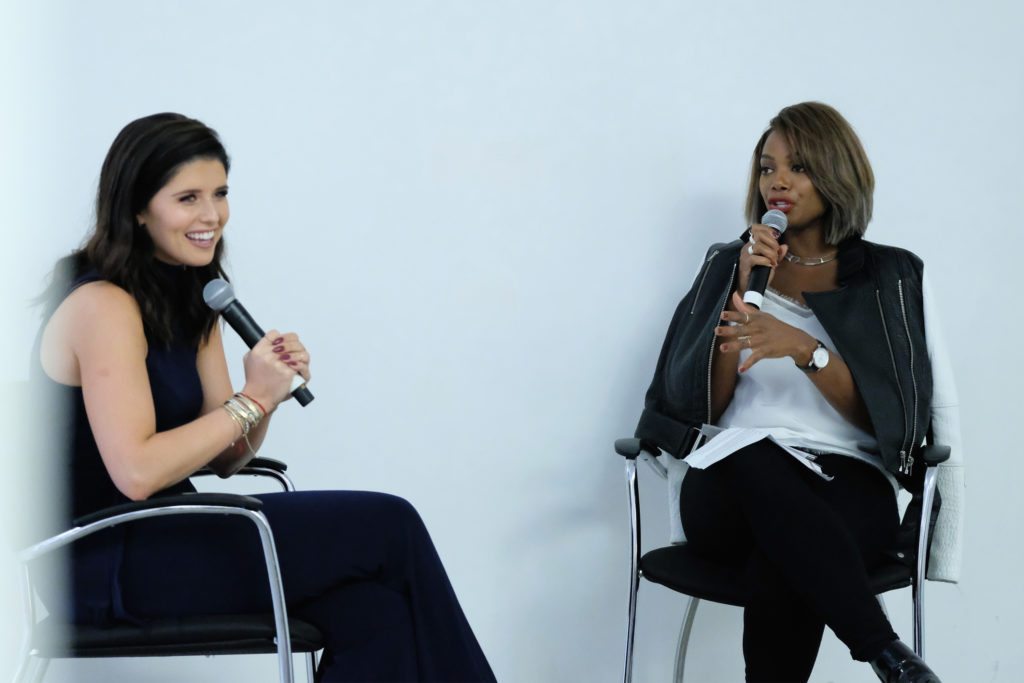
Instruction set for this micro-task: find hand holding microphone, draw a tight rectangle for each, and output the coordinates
[741,209,788,309]
[203,279,315,407]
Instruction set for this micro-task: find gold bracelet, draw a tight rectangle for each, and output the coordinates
[233,393,265,422]
[223,392,265,454]
[238,392,268,417]
[225,398,252,429]
[222,402,248,439]
[233,396,260,426]
[240,430,256,458]
[223,397,258,436]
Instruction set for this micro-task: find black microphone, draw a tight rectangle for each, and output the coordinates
[203,278,314,407]
[742,209,788,310]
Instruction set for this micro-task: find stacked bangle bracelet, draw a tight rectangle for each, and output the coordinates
[223,392,267,453]
[239,391,267,417]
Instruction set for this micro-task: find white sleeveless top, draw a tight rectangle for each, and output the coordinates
[718,287,897,493]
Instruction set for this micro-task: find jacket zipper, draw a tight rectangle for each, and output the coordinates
[707,263,737,424]
[690,250,720,315]
[876,290,911,474]
[897,280,919,476]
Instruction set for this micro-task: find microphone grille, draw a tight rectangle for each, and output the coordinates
[202,278,236,311]
[761,209,788,234]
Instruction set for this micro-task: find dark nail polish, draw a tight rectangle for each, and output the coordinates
[273,345,285,352]
[272,337,284,345]
[288,361,299,366]
[279,353,291,360]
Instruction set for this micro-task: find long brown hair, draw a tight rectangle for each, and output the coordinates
[47,113,231,348]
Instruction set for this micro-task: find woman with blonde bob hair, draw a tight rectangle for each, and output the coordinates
[636,102,961,682]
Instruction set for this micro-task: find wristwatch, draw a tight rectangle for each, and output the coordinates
[800,340,830,373]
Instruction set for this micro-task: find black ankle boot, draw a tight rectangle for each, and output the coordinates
[870,640,942,682]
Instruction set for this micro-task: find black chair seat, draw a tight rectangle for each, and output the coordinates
[641,545,913,608]
[32,614,324,658]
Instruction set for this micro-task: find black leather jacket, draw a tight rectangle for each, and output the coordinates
[635,235,932,481]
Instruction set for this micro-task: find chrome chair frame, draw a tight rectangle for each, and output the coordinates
[618,437,948,683]
[13,458,319,683]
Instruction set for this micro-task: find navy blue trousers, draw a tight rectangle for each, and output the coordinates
[114,491,495,682]
[679,441,900,683]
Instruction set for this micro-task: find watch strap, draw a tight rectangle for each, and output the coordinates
[800,340,828,373]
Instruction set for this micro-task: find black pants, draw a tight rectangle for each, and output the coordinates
[109,491,495,682]
[679,440,900,683]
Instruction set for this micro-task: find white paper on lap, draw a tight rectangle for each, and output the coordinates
[686,425,833,481]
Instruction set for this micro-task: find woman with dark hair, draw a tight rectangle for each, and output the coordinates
[636,102,961,682]
[36,113,495,682]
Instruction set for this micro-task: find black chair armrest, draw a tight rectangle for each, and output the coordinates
[246,457,288,472]
[192,457,295,493]
[73,493,263,528]
[920,444,950,466]
[615,438,661,460]
[193,457,289,479]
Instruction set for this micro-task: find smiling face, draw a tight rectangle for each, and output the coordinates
[758,130,827,233]
[136,158,229,266]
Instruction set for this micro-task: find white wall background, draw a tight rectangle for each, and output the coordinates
[3,1,1022,681]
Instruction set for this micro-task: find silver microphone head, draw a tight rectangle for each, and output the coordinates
[202,278,236,311]
[761,209,788,234]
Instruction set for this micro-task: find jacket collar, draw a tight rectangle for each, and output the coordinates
[836,236,866,285]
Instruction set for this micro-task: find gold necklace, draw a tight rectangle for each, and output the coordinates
[783,251,838,266]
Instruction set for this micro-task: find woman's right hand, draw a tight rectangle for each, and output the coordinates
[241,330,308,412]
[737,223,790,295]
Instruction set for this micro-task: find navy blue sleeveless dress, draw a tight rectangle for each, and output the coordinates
[35,266,202,624]
[39,265,496,682]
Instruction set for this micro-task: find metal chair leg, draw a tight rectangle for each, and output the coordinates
[12,648,34,683]
[913,466,939,659]
[672,597,700,683]
[305,651,317,682]
[22,657,49,683]
[623,459,641,683]
[912,581,924,657]
[623,574,639,683]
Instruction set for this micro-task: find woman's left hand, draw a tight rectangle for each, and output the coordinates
[715,292,817,373]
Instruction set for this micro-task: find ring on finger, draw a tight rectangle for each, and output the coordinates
[744,312,750,324]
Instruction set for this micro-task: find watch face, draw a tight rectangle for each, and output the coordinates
[812,346,830,369]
